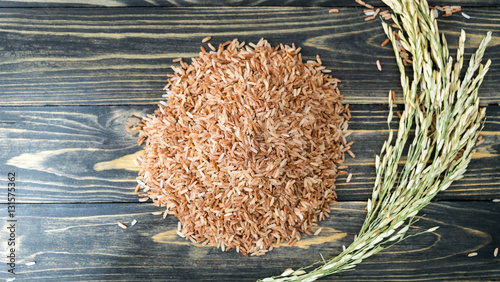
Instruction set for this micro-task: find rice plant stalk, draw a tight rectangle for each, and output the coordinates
[259,0,491,281]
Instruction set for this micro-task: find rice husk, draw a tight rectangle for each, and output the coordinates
[136,38,350,256]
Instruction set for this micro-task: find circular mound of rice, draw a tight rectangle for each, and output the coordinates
[136,39,350,256]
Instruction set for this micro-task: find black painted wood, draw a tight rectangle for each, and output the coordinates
[0,202,498,281]
[0,3,498,281]
[0,105,498,203]
[0,7,498,106]
[0,0,498,8]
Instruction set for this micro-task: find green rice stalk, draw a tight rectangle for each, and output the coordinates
[259,1,491,281]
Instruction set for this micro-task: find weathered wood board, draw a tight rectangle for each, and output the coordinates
[0,105,498,203]
[0,202,498,281]
[0,2,498,281]
[0,0,498,7]
[0,7,499,105]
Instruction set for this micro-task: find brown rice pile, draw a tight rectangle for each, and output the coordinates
[136,38,350,256]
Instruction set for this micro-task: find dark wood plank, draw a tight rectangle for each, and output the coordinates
[1,104,498,203]
[0,7,499,106]
[1,201,497,281]
[0,0,497,8]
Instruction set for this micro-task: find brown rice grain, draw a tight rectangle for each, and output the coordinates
[118,222,127,229]
[202,36,211,43]
[347,150,355,158]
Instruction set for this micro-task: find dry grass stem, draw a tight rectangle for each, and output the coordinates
[261,0,491,280]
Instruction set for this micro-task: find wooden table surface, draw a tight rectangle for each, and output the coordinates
[0,1,499,281]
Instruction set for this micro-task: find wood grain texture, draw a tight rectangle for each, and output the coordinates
[0,3,498,281]
[0,7,499,105]
[1,104,498,203]
[0,201,497,281]
[0,0,498,8]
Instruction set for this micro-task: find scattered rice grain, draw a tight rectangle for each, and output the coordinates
[314,227,323,236]
[118,222,128,229]
[347,150,356,158]
[468,252,478,257]
[202,36,211,43]
[346,173,353,183]
[131,219,138,227]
